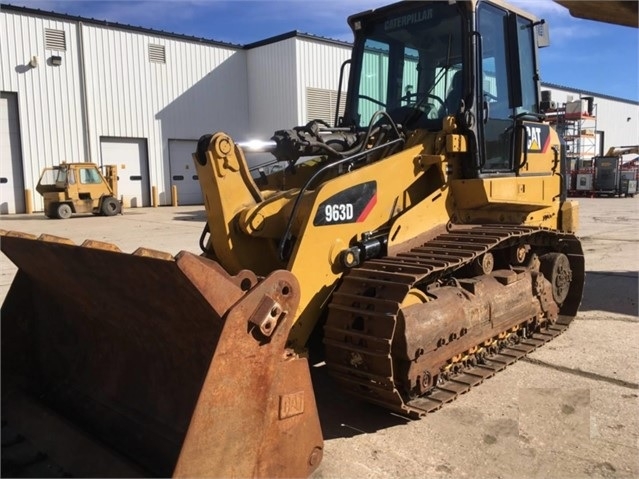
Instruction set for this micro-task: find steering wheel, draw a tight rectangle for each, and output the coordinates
[386,93,445,127]
[356,94,387,109]
[398,92,445,110]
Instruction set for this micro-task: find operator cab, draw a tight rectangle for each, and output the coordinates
[344,2,464,131]
[342,0,547,177]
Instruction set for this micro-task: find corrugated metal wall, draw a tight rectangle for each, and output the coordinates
[590,96,638,153]
[1,11,85,194]
[244,38,301,170]
[295,38,351,126]
[245,37,350,167]
[247,38,298,138]
[81,24,248,203]
[1,10,248,210]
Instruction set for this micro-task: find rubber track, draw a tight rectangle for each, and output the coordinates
[324,225,583,418]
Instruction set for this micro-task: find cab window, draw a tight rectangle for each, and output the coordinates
[350,2,463,128]
[80,168,102,184]
[55,168,75,187]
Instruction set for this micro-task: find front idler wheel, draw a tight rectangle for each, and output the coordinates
[540,252,572,305]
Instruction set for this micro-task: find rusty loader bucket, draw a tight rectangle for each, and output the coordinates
[0,230,323,477]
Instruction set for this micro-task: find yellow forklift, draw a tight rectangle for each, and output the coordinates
[35,162,121,218]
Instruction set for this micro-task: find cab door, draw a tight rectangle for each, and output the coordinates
[477,2,539,174]
[77,166,106,206]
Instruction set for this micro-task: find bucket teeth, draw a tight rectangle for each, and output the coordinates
[80,239,123,252]
[38,234,76,245]
[1,230,38,240]
[1,229,176,260]
[133,247,175,261]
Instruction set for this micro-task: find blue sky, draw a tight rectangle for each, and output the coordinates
[7,0,639,101]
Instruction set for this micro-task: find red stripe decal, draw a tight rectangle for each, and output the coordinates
[542,131,551,153]
[357,194,377,222]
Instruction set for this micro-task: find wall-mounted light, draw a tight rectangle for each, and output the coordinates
[50,55,62,66]
[28,56,38,68]
[627,117,632,122]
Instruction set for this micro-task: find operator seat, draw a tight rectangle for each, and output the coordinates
[387,70,464,131]
[443,70,463,116]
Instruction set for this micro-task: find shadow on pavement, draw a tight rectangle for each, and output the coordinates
[580,271,638,317]
[309,363,410,440]
[306,330,410,441]
[173,210,206,222]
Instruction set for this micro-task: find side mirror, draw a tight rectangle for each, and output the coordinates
[535,19,550,48]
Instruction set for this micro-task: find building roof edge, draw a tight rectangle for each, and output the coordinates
[541,81,639,105]
[243,30,352,50]
[1,3,242,49]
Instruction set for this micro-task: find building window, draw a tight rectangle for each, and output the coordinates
[148,44,166,64]
[45,28,66,51]
[306,88,346,127]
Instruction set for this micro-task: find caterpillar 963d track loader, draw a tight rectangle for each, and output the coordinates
[2,0,587,477]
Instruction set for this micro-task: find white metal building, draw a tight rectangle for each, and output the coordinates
[540,83,639,162]
[0,5,351,213]
[1,4,637,213]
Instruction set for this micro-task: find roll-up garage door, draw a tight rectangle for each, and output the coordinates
[0,92,25,214]
[100,137,150,208]
[169,139,202,205]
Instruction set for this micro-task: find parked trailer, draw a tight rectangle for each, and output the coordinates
[591,156,638,198]
[594,156,621,196]
[576,170,594,193]
[619,169,638,197]
[568,169,595,197]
